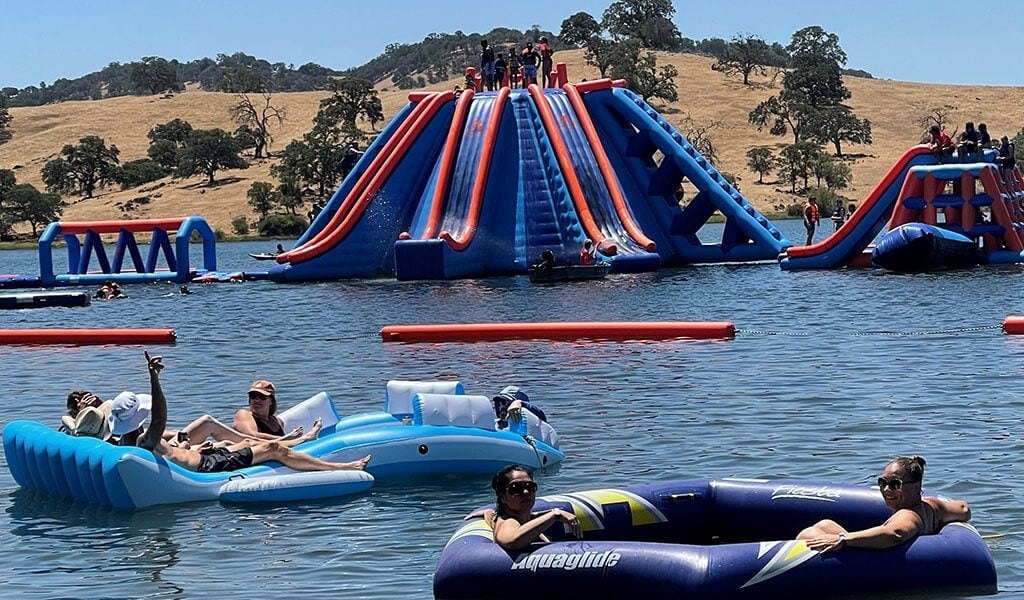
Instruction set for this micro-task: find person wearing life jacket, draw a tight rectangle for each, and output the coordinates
[579,239,597,266]
[803,197,820,246]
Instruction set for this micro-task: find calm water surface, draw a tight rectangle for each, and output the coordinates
[0,221,1021,598]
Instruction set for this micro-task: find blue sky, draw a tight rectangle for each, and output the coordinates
[1,0,1019,89]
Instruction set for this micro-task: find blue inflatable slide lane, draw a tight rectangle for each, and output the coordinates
[434,478,996,600]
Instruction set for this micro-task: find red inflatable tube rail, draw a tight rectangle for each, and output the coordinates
[1002,316,1024,335]
[380,321,735,343]
[0,328,177,345]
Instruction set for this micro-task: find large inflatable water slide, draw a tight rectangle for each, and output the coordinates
[268,80,790,282]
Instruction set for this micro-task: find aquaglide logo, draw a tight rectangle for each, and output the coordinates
[510,550,621,572]
[771,484,841,502]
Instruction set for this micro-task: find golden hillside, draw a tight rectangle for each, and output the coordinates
[3,50,1024,234]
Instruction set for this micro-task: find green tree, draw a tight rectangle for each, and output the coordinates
[317,78,384,132]
[0,169,16,236]
[7,183,63,236]
[805,105,872,157]
[609,40,678,103]
[746,147,774,183]
[176,129,249,185]
[713,34,770,85]
[217,68,267,93]
[41,135,120,198]
[748,94,810,145]
[272,120,359,199]
[246,181,279,219]
[130,57,179,94]
[117,158,166,189]
[147,119,194,173]
[559,12,602,48]
[783,26,850,109]
[229,93,285,159]
[601,0,681,50]
[0,94,12,145]
[777,142,821,193]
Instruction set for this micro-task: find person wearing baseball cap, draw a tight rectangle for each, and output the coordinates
[233,380,286,439]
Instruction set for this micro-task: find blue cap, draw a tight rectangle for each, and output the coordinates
[494,385,529,405]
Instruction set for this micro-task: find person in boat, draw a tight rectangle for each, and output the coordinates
[489,465,581,550]
[492,386,546,430]
[133,351,370,474]
[534,250,556,271]
[797,455,971,552]
[276,244,285,254]
[579,239,597,266]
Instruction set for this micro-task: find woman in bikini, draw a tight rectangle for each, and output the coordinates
[797,455,971,552]
[489,465,581,551]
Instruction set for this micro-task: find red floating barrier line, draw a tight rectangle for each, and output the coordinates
[1003,316,1024,335]
[0,328,177,345]
[380,321,735,343]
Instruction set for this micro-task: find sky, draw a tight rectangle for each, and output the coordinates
[1,0,1021,90]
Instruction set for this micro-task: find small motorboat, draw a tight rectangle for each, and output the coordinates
[528,263,610,283]
[248,252,279,261]
[871,222,980,272]
[3,380,562,508]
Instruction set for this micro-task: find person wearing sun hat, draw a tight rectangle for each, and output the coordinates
[107,390,153,445]
[491,385,547,430]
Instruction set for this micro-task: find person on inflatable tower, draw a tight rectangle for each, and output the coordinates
[492,385,546,431]
[506,47,521,89]
[520,42,540,87]
[489,464,582,550]
[958,122,982,162]
[494,52,507,89]
[797,455,971,552]
[928,125,955,162]
[538,36,554,87]
[480,39,496,91]
[132,350,370,474]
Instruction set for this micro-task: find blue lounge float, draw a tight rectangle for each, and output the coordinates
[433,477,996,599]
[3,380,562,508]
[871,222,981,272]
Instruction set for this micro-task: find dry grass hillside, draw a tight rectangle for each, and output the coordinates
[3,50,1024,235]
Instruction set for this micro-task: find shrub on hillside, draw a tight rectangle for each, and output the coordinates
[117,159,166,189]
[231,216,250,235]
[258,214,307,237]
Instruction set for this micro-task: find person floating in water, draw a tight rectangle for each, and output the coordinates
[179,285,192,295]
[96,281,126,300]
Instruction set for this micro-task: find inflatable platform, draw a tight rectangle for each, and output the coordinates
[434,477,996,599]
[3,380,561,508]
[268,79,789,282]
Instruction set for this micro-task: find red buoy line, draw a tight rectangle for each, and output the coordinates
[380,321,735,343]
[0,328,177,345]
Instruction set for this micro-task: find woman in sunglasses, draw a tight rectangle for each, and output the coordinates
[489,465,582,550]
[797,455,971,552]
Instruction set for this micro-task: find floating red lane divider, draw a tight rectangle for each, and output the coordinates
[0,328,177,345]
[380,321,735,343]
[1003,316,1024,335]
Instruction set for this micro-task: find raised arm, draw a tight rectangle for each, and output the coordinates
[137,351,167,450]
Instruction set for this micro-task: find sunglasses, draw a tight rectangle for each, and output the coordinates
[505,480,538,495]
[877,477,919,491]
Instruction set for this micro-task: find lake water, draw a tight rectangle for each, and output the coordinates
[0,220,1021,598]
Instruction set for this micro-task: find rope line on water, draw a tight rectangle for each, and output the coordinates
[738,325,1002,338]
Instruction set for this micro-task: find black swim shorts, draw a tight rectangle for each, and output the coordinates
[196,447,254,473]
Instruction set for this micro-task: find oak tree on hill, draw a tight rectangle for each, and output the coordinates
[602,0,682,50]
[317,78,384,132]
[0,94,11,145]
[272,120,358,199]
[7,183,64,236]
[41,136,120,199]
[746,147,774,183]
[147,118,194,173]
[229,93,285,159]
[130,57,180,94]
[559,12,617,77]
[609,40,678,103]
[246,181,279,219]
[0,169,15,236]
[713,34,771,85]
[176,129,248,185]
[805,104,872,157]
